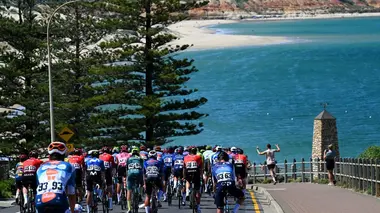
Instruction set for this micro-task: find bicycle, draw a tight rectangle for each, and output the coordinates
[102,186,110,213]
[166,175,173,206]
[18,190,25,213]
[130,177,141,213]
[150,183,159,213]
[112,176,118,205]
[120,178,128,210]
[207,178,213,196]
[90,184,100,213]
[25,184,36,213]
[188,180,197,213]
[176,179,184,209]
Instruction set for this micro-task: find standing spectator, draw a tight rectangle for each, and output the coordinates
[324,144,336,186]
[256,144,280,185]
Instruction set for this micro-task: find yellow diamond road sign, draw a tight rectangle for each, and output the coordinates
[66,143,74,153]
[58,127,74,142]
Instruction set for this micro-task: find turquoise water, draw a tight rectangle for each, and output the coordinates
[171,17,380,163]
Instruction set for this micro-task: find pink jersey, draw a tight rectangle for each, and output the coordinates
[116,152,131,167]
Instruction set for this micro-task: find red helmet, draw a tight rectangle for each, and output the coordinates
[19,154,28,162]
[140,145,146,151]
[120,145,128,152]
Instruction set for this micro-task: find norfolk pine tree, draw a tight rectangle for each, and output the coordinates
[105,0,209,146]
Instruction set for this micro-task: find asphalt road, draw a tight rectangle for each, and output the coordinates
[0,190,265,213]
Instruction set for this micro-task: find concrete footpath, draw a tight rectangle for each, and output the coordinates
[256,183,380,213]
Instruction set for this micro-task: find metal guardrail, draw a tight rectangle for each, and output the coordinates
[248,158,380,197]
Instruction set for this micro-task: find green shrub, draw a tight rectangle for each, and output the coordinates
[0,179,14,198]
[313,178,329,184]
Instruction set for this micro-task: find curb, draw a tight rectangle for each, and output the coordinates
[251,185,284,213]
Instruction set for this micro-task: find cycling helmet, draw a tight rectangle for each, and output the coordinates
[112,146,119,153]
[120,145,128,152]
[19,154,28,162]
[200,149,205,154]
[140,145,146,151]
[102,146,111,154]
[190,147,197,155]
[48,142,67,156]
[148,150,157,158]
[168,147,174,154]
[206,145,212,150]
[89,149,99,157]
[131,147,139,154]
[184,146,189,151]
[73,148,81,155]
[215,146,222,151]
[237,148,244,154]
[231,147,237,152]
[218,151,229,162]
[74,204,83,213]
[29,150,38,158]
[154,146,161,152]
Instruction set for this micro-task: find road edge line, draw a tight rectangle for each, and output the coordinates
[256,187,284,213]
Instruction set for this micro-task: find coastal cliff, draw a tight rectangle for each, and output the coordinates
[189,0,380,18]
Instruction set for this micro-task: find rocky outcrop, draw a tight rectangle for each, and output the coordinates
[189,0,380,18]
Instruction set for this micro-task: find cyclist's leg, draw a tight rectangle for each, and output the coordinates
[163,168,170,201]
[21,176,31,206]
[194,173,202,212]
[214,184,225,213]
[15,179,22,203]
[144,179,153,213]
[229,184,245,213]
[117,166,123,203]
[126,175,135,212]
[75,169,83,202]
[105,169,113,209]
[86,175,94,211]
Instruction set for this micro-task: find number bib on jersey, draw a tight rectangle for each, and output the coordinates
[216,172,232,183]
[104,161,111,169]
[164,157,172,166]
[37,181,64,194]
[24,165,37,175]
[174,159,183,168]
[186,161,198,173]
[146,166,159,178]
[128,162,142,173]
[71,163,81,169]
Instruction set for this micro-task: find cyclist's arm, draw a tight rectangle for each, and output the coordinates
[67,167,76,213]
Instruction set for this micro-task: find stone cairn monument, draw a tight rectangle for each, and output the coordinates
[311,104,340,173]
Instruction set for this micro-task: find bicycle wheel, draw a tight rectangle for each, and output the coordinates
[178,185,181,209]
[19,194,24,213]
[121,187,127,210]
[225,196,229,213]
[102,193,109,213]
[167,182,172,206]
[133,189,139,213]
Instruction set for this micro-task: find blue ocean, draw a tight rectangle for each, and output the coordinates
[171,17,380,163]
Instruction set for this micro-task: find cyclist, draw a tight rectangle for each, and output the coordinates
[36,142,76,213]
[116,145,131,204]
[155,146,163,161]
[143,150,164,213]
[15,154,28,204]
[140,145,148,160]
[234,148,248,193]
[183,147,203,213]
[202,146,214,193]
[162,146,174,202]
[172,147,185,205]
[126,147,144,213]
[22,150,43,207]
[67,148,85,202]
[211,146,223,166]
[85,150,105,213]
[212,151,245,213]
[183,147,189,156]
[100,146,115,210]
[229,147,237,164]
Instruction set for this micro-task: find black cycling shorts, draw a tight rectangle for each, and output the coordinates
[22,175,37,194]
[16,179,23,189]
[86,174,102,192]
[75,169,82,187]
[215,182,244,209]
[234,166,247,179]
[117,166,126,183]
[105,169,113,186]
[145,178,163,196]
[173,168,183,179]
[164,167,172,181]
[185,172,201,190]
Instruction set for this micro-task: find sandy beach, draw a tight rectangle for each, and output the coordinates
[167,20,291,50]
[167,12,380,50]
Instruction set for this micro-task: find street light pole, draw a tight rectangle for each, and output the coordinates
[47,0,79,142]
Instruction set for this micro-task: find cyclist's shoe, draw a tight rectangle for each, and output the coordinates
[158,201,162,208]
[163,197,167,202]
[181,201,186,206]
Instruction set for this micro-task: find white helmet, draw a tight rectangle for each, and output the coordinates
[48,142,67,155]
[231,147,237,152]
[216,146,222,151]
[148,150,157,158]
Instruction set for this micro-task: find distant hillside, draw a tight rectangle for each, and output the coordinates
[189,0,380,18]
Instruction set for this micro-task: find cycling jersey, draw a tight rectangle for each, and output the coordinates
[15,162,24,180]
[23,157,44,177]
[212,162,235,184]
[162,153,174,168]
[85,157,105,192]
[228,153,236,164]
[140,151,148,161]
[184,154,202,174]
[234,154,247,168]
[68,155,85,187]
[116,152,131,167]
[203,150,214,162]
[144,158,164,180]
[183,151,189,156]
[36,160,76,212]
[156,151,163,161]
[211,151,222,165]
[127,155,144,190]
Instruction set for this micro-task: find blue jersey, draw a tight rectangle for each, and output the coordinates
[212,162,235,185]
[36,161,76,210]
[15,162,24,180]
[143,158,164,180]
[183,151,189,157]
[162,153,174,168]
[85,157,105,176]
[172,154,184,171]
[140,151,148,161]
[84,156,91,164]
[211,151,221,165]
